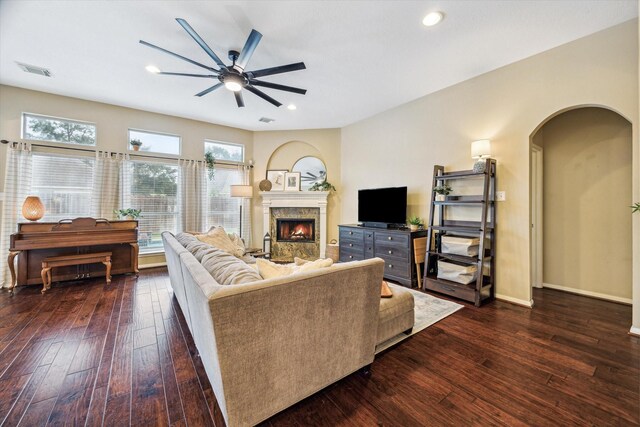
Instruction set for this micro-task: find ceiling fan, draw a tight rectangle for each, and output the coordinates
[140,18,307,108]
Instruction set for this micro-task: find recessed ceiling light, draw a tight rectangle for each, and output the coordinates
[287,104,297,110]
[422,11,444,27]
[145,65,161,74]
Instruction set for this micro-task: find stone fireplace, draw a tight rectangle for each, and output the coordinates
[261,191,329,261]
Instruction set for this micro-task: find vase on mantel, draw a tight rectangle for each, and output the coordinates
[435,194,446,201]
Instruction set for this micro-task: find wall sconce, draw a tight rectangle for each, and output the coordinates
[22,195,45,221]
[471,139,491,173]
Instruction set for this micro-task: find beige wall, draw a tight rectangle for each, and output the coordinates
[251,129,341,246]
[539,108,632,300]
[0,85,254,266]
[341,20,638,307]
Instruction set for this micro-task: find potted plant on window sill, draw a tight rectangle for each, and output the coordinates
[114,208,142,220]
[433,184,452,201]
[130,139,143,151]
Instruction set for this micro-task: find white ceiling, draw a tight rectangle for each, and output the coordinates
[0,1,637,131]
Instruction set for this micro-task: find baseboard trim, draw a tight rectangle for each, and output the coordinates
[495,294,534,308]
[139,262,167,269]
[629,326,640,338]
[542,283,632,305]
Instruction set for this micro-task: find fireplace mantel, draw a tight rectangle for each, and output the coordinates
[260,191,329,258]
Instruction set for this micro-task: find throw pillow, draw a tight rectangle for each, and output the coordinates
[296,258,333,273]
[381,280,393,298]
[201,249,262,285]
[256,258,294,279]
[197,227,245,258]
[228,232,246,255]
[293,257,310,266]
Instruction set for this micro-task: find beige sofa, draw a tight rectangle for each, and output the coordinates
[162,231,390,426]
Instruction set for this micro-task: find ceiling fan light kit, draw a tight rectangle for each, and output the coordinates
[140,18,307,108]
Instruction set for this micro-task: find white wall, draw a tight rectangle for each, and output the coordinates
[538,107,632,302]
[341,20,638,311]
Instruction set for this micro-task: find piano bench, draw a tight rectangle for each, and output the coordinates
[41,252,112,294]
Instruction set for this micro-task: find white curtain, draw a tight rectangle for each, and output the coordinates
[0,142,33,288]
[179,159,207,233]
[92,152,124,220]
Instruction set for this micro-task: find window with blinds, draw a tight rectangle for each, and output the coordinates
[31,152,95,222]
[206,166,242,234]
[125,160,179,253]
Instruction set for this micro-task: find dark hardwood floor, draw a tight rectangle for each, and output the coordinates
[0,268,637,426]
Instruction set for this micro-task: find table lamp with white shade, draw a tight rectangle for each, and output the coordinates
[230,184,253,240]
[471,139,491,173]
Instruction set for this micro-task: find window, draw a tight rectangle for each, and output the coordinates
[205,166,243,235]
[128,129,180,156]
[126,160,179,253]
[22,113,96,146]
[204,140,244,163]
[30,153,95,222]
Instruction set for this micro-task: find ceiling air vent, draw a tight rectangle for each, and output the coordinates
[16,62,52,77]
[259,117,275,123]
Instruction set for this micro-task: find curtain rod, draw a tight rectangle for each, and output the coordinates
[0,139,253,168]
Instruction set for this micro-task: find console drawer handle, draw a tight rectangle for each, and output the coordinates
[388,264,393,268]
[388,236,392,240]
[349,231,353,235]
[349,255,353,259]
[388,250,392,254]
[349,243,353,247]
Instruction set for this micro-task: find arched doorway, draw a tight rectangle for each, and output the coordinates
[529,106,633,305]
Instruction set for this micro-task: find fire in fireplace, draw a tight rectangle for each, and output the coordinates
[276,218,315,243]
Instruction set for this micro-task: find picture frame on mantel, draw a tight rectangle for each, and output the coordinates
[284,172,301,192]
[266,169,288,191]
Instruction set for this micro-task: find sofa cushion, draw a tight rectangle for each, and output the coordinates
[197,227,245,257]
[176,232,199,247]
[201,249,262,285]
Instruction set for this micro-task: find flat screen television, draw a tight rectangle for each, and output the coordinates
[358,186,407,228]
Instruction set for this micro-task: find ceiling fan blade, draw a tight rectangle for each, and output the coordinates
[234,91,245,108]
[175,18,227,69]
[246,62,306,78]
[245,85,282,107]
[140,40,219,73]
[235,29,262,71]
[195,83,223,97]
[159,72,217,78]
[249,79,307,95]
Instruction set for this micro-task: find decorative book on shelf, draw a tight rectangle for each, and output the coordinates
[423,159,496,307]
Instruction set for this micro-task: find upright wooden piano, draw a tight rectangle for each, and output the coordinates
[8,217,138,293]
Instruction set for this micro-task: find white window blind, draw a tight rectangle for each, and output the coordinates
[30,152,95,222]
[206,166,243,235]
[125,160,179,253]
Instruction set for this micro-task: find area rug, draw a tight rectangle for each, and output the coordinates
[375,286,464,354]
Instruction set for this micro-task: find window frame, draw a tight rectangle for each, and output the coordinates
[127,128,182,157]
[204,139,245,164]
[21,112,97,146]
[124,157,180,254]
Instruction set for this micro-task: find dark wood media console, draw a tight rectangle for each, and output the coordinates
[338,224,427,287]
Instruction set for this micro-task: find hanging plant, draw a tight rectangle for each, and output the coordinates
[204,151,216,181]
[632,202,640,213]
